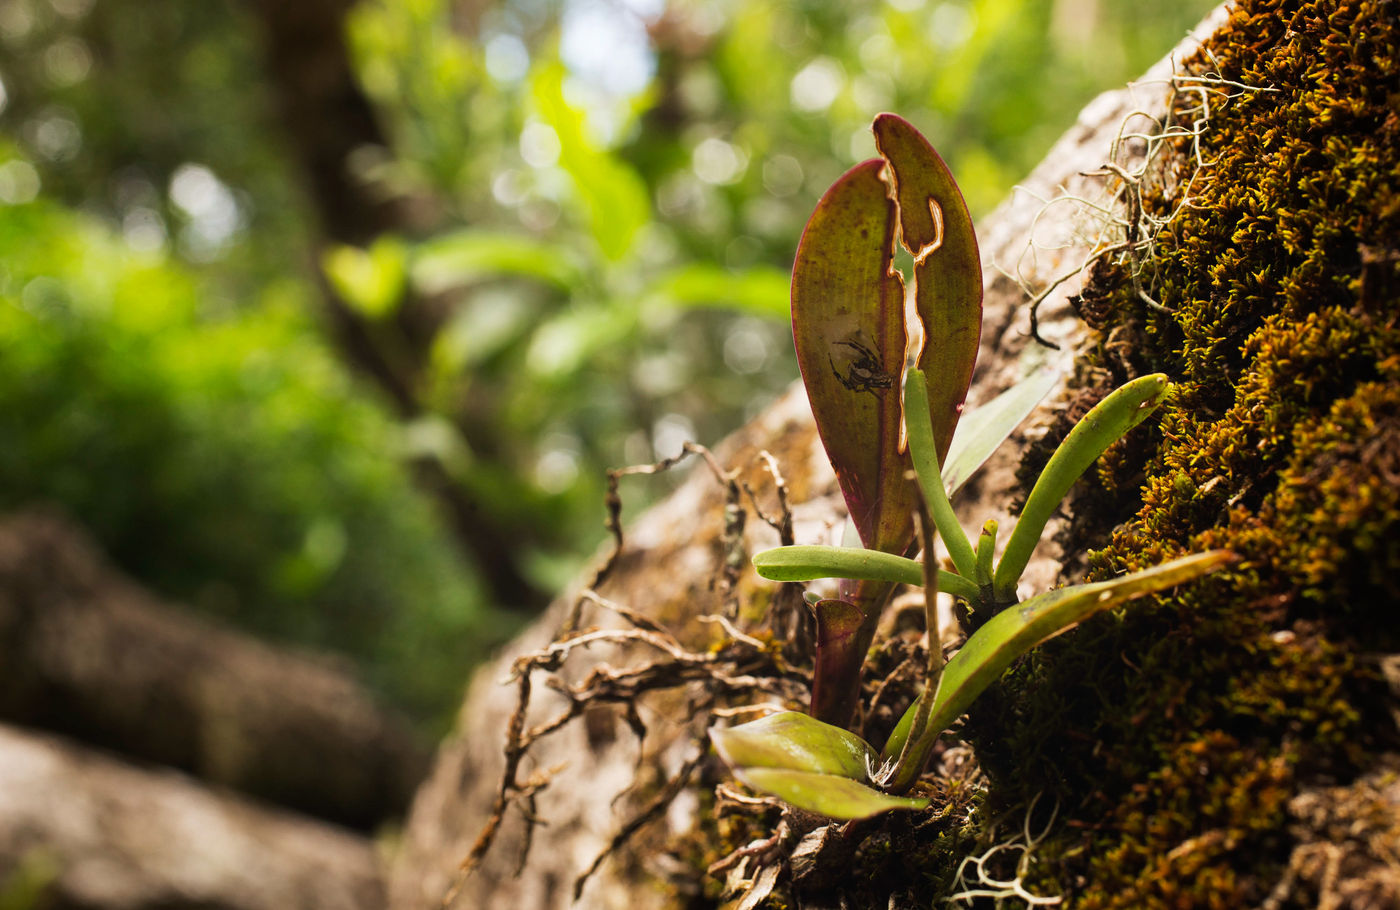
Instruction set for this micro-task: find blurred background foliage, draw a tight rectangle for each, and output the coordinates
[0,0,1216,729]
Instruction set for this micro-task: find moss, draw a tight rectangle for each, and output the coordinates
[965,0,1400,906]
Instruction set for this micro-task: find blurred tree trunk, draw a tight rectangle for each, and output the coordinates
[0,723,384,910]
[242,0,548,612]
[0,510,427,831]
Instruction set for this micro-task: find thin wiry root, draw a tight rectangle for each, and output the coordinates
[948,793,1062,907]
[1006,65,1276,348]
[447,443,809,908]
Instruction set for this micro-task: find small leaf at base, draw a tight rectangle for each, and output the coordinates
[734,768,929,820]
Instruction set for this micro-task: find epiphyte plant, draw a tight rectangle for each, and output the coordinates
[709,114,1233,820]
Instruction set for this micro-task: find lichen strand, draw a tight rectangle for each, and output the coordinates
[967,2,1400,907]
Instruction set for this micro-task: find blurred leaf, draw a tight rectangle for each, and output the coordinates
[646,263,789,317]
[530,59,650,261]
[411,229,585,294]
[525,301,637,379]
[322,237,408,319]
[942,368,1061,495]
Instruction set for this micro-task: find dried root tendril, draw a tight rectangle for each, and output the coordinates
[446,443,809,908]
[1005,66,1277,349]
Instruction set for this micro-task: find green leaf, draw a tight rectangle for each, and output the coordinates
[873,114,982,469]
[905,367,978,580]
[646,263,789,317]
[752,545,981,602]
[710,711,928,820]
[733,768,929,820]
[791,156,914,555]
[410,230,584,294]
[710,710,875,779]
[882,550,1236,790]
[530,60,651,261]
[993,374,1171,600]
[322,237,408,319]
[942,368,1060,495]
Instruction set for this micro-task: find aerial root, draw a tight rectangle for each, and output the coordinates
[445,442,809,907]
[1005,65,1276,349]
[948,793,1063,907]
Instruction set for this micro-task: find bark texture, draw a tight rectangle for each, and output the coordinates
[389,8,1234,909]
[0,722,384,910]
[0,510,428,831]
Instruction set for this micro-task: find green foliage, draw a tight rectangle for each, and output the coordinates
[0,184,511,724]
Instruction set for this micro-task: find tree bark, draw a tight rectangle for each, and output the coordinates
[0,510,428,831]
[388,9,1234,909]
[0,723,384,910]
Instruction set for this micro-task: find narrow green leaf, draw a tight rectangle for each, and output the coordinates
[873,114,982,468]
[942,368,1061,495]
[905,367,978,580]
[752,546,981,602]
[709,710,874,780]
[734,768,929,820]
[993,374,1171,600]
[882,550,1236,790]
[791,157,914,555]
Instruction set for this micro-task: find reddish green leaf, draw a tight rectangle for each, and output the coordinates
[873,113,983,466]
[791,158,914,555]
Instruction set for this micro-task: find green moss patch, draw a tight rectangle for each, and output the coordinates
[969,1,1400,906]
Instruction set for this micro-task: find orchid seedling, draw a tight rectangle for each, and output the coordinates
[709,114,1233,821]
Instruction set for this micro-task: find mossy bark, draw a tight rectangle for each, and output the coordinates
[391,3,1400,908]
[968,2,1400,906]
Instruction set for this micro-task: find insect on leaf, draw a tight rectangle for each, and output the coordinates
[791,158,913,555]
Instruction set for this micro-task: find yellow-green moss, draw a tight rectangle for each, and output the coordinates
[971,1,1400,906]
